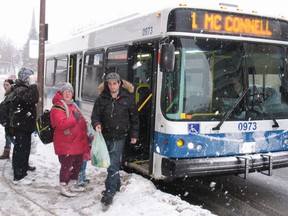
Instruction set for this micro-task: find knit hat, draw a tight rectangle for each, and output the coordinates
[18,68,34,82]
[60,82,74,93]
[105,73,120,82]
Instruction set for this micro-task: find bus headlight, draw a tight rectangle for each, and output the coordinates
[187,142,195,150]
[176,139,184,147]
[196,145,203,151]
[284,138,288,145]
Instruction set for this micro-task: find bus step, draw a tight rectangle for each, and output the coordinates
[236,156,250,179]
[260,154,273,176]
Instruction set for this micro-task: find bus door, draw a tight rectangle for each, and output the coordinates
[124,44,156,167]
[69,53,82,105]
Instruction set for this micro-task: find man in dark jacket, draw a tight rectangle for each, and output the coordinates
[10,68,39,185]
[91,72,139,206]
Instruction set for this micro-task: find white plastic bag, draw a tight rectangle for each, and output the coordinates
[30,131,38,154]
[91,131,110,168]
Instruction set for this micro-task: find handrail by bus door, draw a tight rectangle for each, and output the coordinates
[138,94,152,112]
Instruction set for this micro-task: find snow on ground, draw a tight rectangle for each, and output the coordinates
[0,127,216,216]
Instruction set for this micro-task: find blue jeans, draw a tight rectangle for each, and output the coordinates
[5,134,15,149]
[77,160,88,185]
[103,139,125,197]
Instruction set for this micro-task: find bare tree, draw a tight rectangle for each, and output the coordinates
[0,36,21,75]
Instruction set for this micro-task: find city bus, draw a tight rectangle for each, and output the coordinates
[44,2,288,180]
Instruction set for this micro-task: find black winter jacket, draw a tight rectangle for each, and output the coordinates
[9,80,39,132]
[0,92,12,127]
[91,80,139,140]
[1,92,13,136]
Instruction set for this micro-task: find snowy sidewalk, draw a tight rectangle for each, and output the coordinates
[0,130,215,216]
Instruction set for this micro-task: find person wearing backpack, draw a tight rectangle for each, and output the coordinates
[50,82,90,197]
[0,79,15,159]
[0,78,38,171]
[9,68,39,185]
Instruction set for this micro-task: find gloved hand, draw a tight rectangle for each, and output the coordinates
[72,110,81,121]
[28,75,37,85]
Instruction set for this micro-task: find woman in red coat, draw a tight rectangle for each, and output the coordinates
[50,82,90,197]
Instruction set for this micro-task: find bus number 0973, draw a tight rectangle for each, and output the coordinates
[238,122,257,131]
[142,26,153,36]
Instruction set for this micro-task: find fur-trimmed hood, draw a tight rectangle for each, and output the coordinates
[91,79,139,140]
[98,79,134,93]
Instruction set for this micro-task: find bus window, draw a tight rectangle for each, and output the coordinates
[184,52,211,114]
[45,58,55,87]
[212,43,244,116]
[82,52,104,101]
[55,56,68,86]
[246,44,285,118]
[286,48,288,82]
[161,50,181,116]
[281,47,288,101]
[133,53,152,85]
[106,49,128,80]
[133,51,153,110]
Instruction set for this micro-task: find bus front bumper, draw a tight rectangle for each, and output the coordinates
[161,151,288,178]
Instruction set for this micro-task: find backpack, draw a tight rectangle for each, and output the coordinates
[36,103,67,144]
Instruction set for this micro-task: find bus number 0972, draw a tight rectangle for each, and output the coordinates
[238,122,257,131]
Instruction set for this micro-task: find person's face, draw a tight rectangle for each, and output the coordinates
[107,80,120,93]
[3,81,11,92]
[61,90,73,101]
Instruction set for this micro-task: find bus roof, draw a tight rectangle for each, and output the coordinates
[46,2,287,57]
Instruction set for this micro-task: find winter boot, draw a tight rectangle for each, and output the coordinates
[0,148,10,159]
[60,182,77,197]
[27,165,36,172]
[101,195,113,206]
[69,180,86,192]
[77,172,90,186]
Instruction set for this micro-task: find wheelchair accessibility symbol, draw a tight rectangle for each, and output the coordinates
[188,123,200,134]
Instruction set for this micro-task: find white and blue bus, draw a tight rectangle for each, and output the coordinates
[44,2,288,180]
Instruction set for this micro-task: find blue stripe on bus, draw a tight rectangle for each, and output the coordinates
[153,130,288,158]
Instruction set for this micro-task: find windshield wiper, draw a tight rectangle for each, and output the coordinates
[212,88,250,131]
[254,93,279,128]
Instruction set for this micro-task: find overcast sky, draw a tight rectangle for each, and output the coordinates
[0,0,287,48]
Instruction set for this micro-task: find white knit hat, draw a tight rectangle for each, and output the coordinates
[18,68,34,82]
[60,82,74,93]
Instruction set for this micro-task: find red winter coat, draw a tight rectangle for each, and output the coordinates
[50,91,89,155]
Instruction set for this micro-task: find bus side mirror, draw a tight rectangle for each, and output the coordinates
[160,43,175,72]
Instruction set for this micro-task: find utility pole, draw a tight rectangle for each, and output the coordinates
[37,0,46,115]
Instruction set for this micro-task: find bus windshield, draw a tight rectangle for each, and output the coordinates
[161,37,288,121]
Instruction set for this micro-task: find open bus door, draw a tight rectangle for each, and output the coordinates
[123,44,157,177]
[68,53,82,105]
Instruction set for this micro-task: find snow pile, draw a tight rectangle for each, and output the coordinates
[0,130,215,216]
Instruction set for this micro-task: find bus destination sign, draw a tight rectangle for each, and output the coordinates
[168,9,288,40]
[191,12,272,37]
